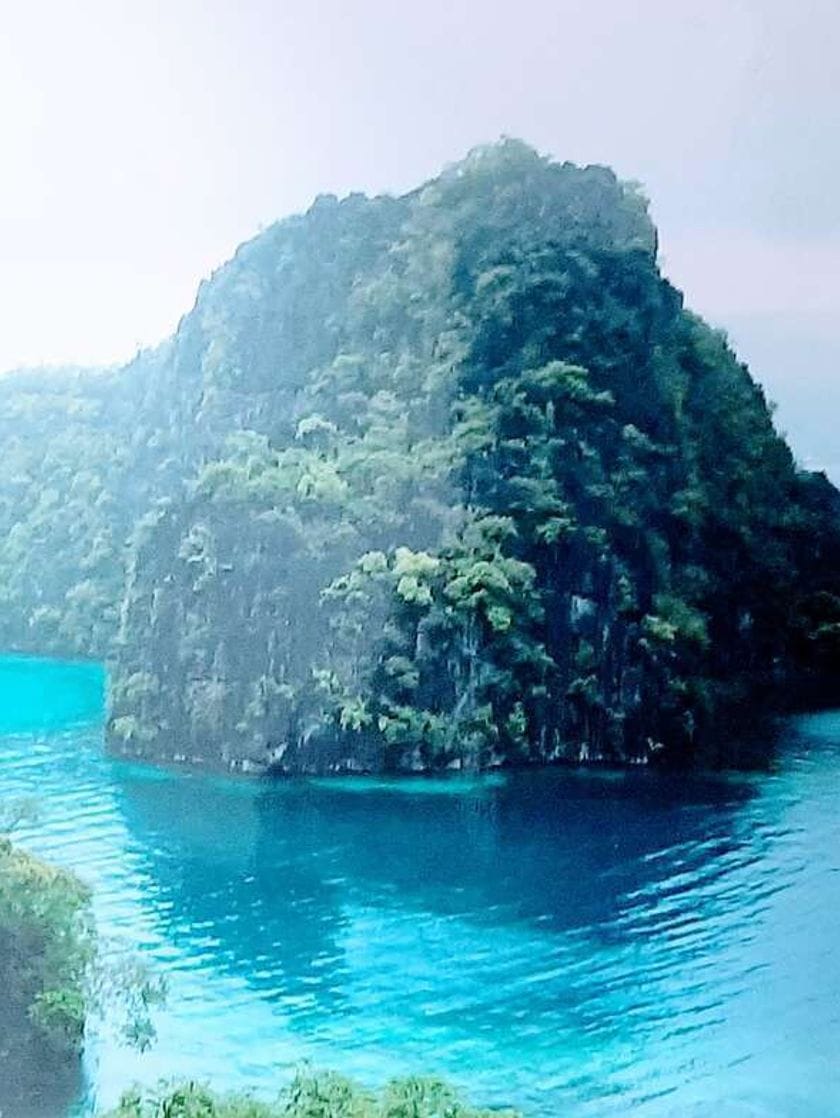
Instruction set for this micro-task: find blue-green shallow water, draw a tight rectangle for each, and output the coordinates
[1,656,839,1117]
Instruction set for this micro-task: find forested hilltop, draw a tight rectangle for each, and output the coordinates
[1,140,838,772]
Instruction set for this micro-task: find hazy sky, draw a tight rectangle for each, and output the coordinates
[1,0,837,473]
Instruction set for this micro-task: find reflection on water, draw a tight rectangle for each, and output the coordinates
[0,657,838,1116]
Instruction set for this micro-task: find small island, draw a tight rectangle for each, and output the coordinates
[0,141,836,775]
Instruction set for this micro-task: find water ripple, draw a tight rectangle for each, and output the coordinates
[0,661,839,1116]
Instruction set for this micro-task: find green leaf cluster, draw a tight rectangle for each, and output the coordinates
[104,1071,520,1118]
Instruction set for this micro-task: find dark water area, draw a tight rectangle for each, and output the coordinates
[0,656,838,1116]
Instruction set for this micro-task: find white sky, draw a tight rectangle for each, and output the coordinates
[1,0,838,472]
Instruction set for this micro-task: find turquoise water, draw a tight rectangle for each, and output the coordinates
[1,655,839,1117]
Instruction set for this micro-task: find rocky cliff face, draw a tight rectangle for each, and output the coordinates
[2,141,839,772]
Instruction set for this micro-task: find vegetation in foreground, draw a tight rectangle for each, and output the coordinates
[104,1073,521,1118]
[0,836,92,1044]
[0,803,165,1114]
[0,824,94,1112]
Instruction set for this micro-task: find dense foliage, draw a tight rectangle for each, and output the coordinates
[0,802,166,1112]
[0,353,181,658]
[0,837,93,1049]
[0,140,838,770]
[0,825,94,1113]
[104,1072,520,1118]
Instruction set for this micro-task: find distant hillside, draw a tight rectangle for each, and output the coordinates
[1,140,838,771]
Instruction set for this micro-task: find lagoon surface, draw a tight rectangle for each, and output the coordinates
[1,655,838,1117]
